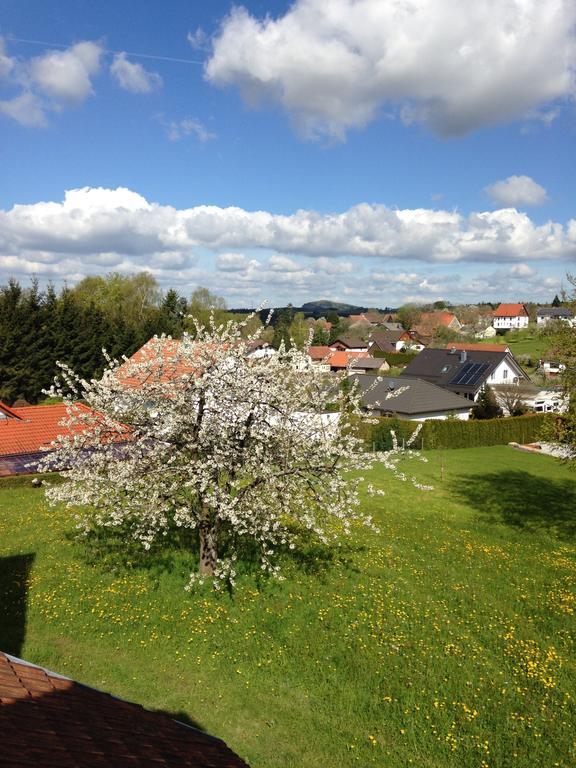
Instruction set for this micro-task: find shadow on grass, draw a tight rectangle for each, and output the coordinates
[154,709,206,733]
[450,470,576,541]
[0,553,34,655]
[70,518,364,586]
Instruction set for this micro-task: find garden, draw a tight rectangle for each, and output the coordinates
[1,445,574,767]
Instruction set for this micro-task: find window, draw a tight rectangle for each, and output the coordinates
[503,369,508,379]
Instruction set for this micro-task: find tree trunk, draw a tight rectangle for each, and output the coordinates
[199,504,218,577]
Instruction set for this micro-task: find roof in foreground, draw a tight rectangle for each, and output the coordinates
[0,403,89,458]
[351,374,472,415]
[0,651,250,768]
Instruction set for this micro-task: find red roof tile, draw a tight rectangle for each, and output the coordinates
[0,652,250,768]
[326,350,369,369]
[444,343,509,352]
[493,303,529,317]
[308,345,332,361]
[0,404,91,458]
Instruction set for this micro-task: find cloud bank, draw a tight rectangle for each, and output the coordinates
[206,0,576,140]
[1,186,575,269]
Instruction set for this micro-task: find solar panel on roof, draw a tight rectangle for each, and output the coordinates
[449,362,489,387]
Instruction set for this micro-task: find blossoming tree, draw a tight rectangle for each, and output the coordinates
[44,313,425,586]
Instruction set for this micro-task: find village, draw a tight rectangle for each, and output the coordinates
[0,297,570,476]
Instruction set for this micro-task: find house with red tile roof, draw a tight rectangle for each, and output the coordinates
[0,402,122,477]
[412,311,461,338]
[445,342,510,353]
[492,303,529,330]
[0,651,250,768]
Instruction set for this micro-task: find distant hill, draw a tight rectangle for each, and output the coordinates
[300,300,367,315]
[230,300,393,319]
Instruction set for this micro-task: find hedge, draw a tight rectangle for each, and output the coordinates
[359,412,551,450]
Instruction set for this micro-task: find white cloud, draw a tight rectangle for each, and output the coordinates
[206,0,576,140]
[29,41,102,103]
[509,263,536,278]
[163,117,216,142]
[187,28,208,52]
[0,38,15,79]
[268,254,302,271]
[110,53,163,93]
[0,91,46,127]
[1,187,575,294]
[485,175,548,207]
[216,252,255,271]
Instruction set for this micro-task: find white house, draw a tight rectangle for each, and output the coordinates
[536,307,574,326]
[492,303,530,330]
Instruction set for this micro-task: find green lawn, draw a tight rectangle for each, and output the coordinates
[1,447,575,768]
[495,327,553,364]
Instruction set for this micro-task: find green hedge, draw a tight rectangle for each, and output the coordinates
[360,413,551,450]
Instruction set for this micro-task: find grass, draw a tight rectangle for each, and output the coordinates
[495,326,553,364]
[1,446,575,767]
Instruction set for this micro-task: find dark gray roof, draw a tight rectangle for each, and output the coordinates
[369,329,408,352]
[351,374,471,415]
[333,335,367,348]
[536,307,573,318]
[399,347,528,394]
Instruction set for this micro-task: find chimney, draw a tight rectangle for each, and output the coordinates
[460,350,467,363]
[449,346,457,355]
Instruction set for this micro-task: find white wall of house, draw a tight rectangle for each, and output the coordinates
[492,315,529,329]
[372,408,470,421]
[536,314,574,327]
[486,359,524,386]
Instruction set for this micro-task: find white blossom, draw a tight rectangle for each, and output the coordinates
[41,310,428,587]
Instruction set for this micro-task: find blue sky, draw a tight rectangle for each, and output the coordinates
[1,0,575,307]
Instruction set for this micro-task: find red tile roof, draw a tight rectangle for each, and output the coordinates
[0,402,23,420]
[445,343,509,352]
[0,403,94,458]
[418,311,459,328]
[308,345,332,361]
[493,303,529,317]
[327,350,370,369]
[0,652,250,767]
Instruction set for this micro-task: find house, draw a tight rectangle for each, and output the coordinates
[348,357,390,374]
[0,651,250,768]
[0,402,102,476]
[400,347,530,401]
[413,311,461,338]
[475,324,498,339]
[538,359,566,377]
[368,329,414,355]
[330,336,369,352]
[536,307,574,326]
[492,303,529,330]
[351,374,471,420]
[324,350,370,372]
[307,345,332,371]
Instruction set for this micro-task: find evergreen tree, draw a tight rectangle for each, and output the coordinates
[471,385,503,420]
[551,294,561,307]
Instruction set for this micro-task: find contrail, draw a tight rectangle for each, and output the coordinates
[7,36,204,65]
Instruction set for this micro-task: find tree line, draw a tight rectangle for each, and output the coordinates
[0,274,235,404]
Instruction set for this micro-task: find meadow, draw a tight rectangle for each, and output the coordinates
[0,446,574,768]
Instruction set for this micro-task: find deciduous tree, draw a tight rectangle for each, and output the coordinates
[43,313,427,587]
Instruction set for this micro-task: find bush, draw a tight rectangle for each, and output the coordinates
[361,413,551,450]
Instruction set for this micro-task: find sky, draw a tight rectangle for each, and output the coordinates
[1,0,575,308]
